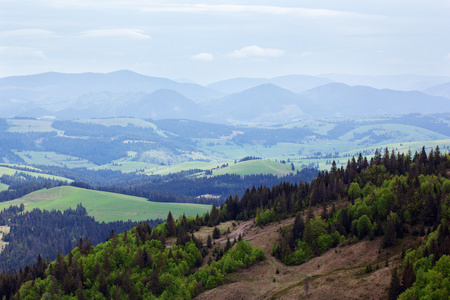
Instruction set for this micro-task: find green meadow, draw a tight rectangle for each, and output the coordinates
[0,165,72,182]
[0,183,8,192]
[15,151,95,169]
[0,186,212,223]
[6,119,59,133]
[212,159,294,177]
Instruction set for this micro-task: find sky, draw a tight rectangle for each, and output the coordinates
[1,0,450,84]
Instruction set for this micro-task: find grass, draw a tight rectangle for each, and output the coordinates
[15,151,95,169]
[0,166,72,182]
[0,183,8,192]
[147,161,221,176]
[0,186,212,223]
[213,159,294,177]
[76,118,167,137]
[6,119,59,133]
[340,123,448,142]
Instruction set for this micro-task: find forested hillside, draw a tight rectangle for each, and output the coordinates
[0,205,163,272]
[1,146,449,299]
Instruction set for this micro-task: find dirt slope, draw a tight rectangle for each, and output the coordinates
[194,206,415,299]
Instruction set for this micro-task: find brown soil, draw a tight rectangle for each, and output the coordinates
[194,202,418,300]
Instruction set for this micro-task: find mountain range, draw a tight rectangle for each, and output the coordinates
[1,70,450,123]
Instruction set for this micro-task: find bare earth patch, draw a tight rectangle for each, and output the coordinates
[195,202,417,300]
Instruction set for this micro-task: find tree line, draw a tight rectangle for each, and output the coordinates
[0,204,163,272]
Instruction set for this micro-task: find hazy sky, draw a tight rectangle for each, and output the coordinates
[1,0,450,83]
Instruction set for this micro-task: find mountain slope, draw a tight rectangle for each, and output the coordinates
[205,84,311,123]
[207,75,331,94]
[423,82,450,99]
[0,71,222,118]
[123,89,201,119]
[301,83,450,117]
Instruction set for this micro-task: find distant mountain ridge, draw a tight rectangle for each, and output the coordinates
[1,70,450,123]
[206,74,331,94]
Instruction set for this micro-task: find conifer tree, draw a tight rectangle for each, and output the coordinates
[166,211,176,236]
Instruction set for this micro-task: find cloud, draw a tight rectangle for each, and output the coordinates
[41,1,370,19]
[0,46,47,59]
[0,29,55,37]
[191,52,213,61]
[139,4,365,19]
[80,29,151,40]
[229,45,285,58]
[445,53,450,61]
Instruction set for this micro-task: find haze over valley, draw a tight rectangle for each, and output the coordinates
[1,1,450,299]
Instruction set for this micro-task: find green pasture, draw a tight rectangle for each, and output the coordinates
[0,166,72,182]
[15,151,95,169]
[0,183,8,192]
[147,161,221,176]
[0,186,212,223]
[92,161,160,173]
[6,119,59,133]
[76,118,167,137]
[340,123,448,143]
[76,117,155,128]
[212,159,294,177]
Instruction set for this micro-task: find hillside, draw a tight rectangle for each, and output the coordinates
[301,83,450,118]
[212,159,294,177]
[2,147,448,299]
[0,165,72,182]
[0,186,211,223]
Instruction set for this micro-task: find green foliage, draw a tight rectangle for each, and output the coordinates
[317,234,333,254]
[376,188,393,219]
[399,255,450,300]
[348,182,361,202]
[282,241,314,265]
[255,208,277,226]
[17,225,264,300]
[356,215,372,239]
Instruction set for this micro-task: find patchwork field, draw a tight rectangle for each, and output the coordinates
[15,151,96,169]
[0,186,212,223]
[0,165,72,182]
[6,119,59,133]
[213,159,294,177]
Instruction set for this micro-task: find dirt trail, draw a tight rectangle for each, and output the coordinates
[195,201,411,300]
[215,219,254,244]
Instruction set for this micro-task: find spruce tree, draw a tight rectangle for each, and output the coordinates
[166,211,176,236]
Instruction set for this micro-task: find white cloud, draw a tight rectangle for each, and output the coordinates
[140,4,365,19]
[0,46,47,59]
[191,52,213,61]
[229,45,285,58]
[445,53,450,61]
[0,29,55,37]
[40,1,370,19]
[80,29,151,40]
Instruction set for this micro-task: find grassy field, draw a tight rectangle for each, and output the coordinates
[76,117,155,128]
[146,161,221,176]
[76,118,167,137]
[340,123,448,142]
[0,183,8,192]
[0,166,72,182]
[6,119,59,133]
[0,186,212,223]
[213,159,294,177]
[16,151,96,169]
